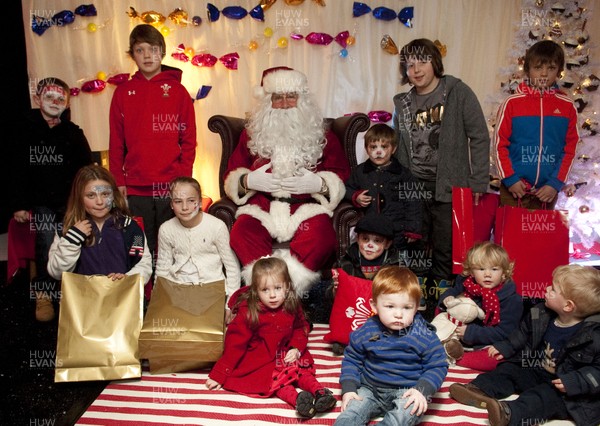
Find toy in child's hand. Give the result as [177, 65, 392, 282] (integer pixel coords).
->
[431, 295, 485, 364]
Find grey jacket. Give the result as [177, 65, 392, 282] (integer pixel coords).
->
[392, 75, 490, 203]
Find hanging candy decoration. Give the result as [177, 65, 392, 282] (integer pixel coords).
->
[248, 40, 259, 51]
[368, 111, 392, 122]
[192, 16, 202, 26]
[81, 79, 106, 93]
[249, 5, 265, 21]
[219, 52, 240, 70]
[434, 39, 447, 57]
[347, 35, 356, 46]
[107, 74, 130, 85]
[353, 2, 372, 17]
[184, 47, 195, 58]
[398, 7, 413, 27]
[195, 85, 212, 100]
[339, 49, 348, 58]
[313, 0, 326, 5]
[87, 23, 97, 32]
[32, 10, 76, 36]
[168, 8, 189, 26]
[172, 44, 190, 62]
[75, 4, 98, 16]
[263, 27, 274, 37]
[290, 32, 304, 40]
[70, 88, 81, 97]
[259, 0, 277, 11]
[285, 0, 305, 4]
[207, 3, 220, 22]
[277, 37, 289, 48]
[372, 6, 397, 21]
[127, 7, 166, 25]
[223, 6, 248, 20]
[96, 71, 107, 81]
[160, 26, 170, 37]
[306, 32, 334, 45]
[192, 53, 218, 67]
[380, 34, 399, 55]
[335, 31, 350, 48]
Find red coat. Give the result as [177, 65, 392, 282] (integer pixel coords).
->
[208, 301, 315, 396]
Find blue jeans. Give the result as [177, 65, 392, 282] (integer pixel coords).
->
[334, 382, 422, 426]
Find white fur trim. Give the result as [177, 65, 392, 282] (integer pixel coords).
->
[262, 69, 308, 95]
[273, 249, 320, 296]
[312, 171, 345, 211]
[240, 261, 255, 287]
[236, 201, 332, 242]
[224, 168, 256, 205]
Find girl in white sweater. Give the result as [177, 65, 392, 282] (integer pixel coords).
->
[155, 177, 240, 312]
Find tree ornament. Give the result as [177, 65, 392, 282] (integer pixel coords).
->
[579, 205, 590, 213]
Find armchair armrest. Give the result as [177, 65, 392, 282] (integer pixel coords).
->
[208, 115, 247, 198]
[207, 197, 238, 231]
[332, 201, 364, 260]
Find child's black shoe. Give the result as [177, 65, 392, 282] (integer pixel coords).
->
[331, 342, 346, 356]
[296, 391, 316, 418]
[314, 388, 336, 412]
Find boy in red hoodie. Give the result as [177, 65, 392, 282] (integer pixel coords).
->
[109, 24, 197, 258]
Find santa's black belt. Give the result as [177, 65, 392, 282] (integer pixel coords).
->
[268, 196, 308, 204]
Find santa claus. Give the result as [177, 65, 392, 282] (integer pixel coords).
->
[224, 67, 350, 295]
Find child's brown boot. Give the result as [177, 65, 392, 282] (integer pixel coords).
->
[35, 292, 55, 322]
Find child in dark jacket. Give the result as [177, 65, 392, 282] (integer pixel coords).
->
[450, 264, 600, 426]
[438, 241, 522, 370]
[345, 123, 422, 250]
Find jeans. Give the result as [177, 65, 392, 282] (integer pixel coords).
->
[334, 383, 422, 426]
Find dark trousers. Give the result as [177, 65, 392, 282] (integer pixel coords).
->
[127, 195, 173, 257]
[31, 206, 61, 298]
[421, 181, 453, 280]
[472, 362, 569, 425]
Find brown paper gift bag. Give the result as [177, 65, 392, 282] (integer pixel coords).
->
[55, 272, 144, 383]
[138, 277, 226, 374]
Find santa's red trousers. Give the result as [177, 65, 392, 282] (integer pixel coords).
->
[230, 213, 336, 271]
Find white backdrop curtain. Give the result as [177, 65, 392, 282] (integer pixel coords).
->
[22, 0, 599, 201]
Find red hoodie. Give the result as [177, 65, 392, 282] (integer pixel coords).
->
[109, 65, 197, 196]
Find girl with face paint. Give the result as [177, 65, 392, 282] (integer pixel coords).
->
[47, 165, 152, 283]
[154, 177, 240, 317]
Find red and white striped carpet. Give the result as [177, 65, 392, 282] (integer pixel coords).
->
[77, 324, 573, 425]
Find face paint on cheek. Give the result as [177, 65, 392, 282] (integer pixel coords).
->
[186, 202, 200, 219]
[91, 185, 114, 209]
[361, 240, 382, 253]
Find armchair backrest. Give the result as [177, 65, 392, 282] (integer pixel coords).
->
[207, 113, 370, 198]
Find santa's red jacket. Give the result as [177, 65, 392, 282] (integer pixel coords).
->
[223, 129, 350, 243]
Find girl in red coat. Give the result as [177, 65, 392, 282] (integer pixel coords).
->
[206, 257, 336, 418]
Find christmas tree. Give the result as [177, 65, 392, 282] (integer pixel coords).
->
[488, 0, 599, 254]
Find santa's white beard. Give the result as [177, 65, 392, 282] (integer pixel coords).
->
[247, 100, 325, 178]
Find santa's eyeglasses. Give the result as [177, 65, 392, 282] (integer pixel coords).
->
[271, 93, 299, 104]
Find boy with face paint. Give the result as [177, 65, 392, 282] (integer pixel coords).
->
[344, 124, 422, 251]
[329, 214, 404, 355]
[9, 77, 93, 321]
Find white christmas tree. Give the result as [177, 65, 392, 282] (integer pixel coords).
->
[487, 0, 599, 253]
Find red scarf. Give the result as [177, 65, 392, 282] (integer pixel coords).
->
[462, 276, 503, 326]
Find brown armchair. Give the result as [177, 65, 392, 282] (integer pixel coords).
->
[207, 113, 370, 260]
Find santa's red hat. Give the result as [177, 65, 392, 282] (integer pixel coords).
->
[254, 66, 309, 98]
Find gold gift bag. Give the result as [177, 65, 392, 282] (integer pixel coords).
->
[55, 272, 144, 382]
[138, 277, 226, 374]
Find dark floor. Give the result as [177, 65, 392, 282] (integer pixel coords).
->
[0, 262, 106, 426]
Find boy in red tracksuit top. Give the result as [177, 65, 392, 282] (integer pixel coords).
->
[493, 40, 578, 210]
[109, 24, 197, 257]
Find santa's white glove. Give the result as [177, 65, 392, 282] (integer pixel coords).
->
[281, 168, 323, 195]
[246, 163, 282, 192]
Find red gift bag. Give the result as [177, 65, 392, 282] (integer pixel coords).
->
[494, 205, 569, 298]
[452, 188, 500, 274]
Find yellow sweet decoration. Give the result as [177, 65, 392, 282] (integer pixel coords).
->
[248, 40, 259, 51]
[277, 37, 289, 48]
[97, 71, 107, 81]
[434, 40, 447, 57]
[380, 34, 398, 55]
[263, 27, 274, 37]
